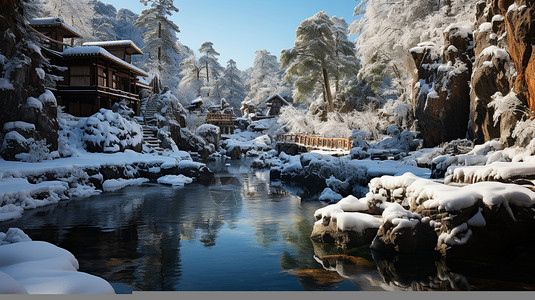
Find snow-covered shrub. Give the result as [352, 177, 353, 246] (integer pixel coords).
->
[18, 139, 50, 162]
[80, 109, 142, 153]
[112, 99, 135, 119]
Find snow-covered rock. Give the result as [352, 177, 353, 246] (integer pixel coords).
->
[0, 229, 114, 294]
[312, 172, 535, 258]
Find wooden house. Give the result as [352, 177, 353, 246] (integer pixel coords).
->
[29, 17, 82, 52]
[29, 18, 150, 117]
[264, 94, 291, 117]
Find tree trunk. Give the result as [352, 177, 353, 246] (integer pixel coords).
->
[322, 68, 334, 112]
[205, 62, 209, 83]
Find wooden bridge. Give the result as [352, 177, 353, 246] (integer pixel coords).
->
[278, 134, 354, 153]
[206, 113, 234, 134]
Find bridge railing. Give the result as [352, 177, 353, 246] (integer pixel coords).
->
[279, 134, 353, 151]
[206, 113, 233, 122]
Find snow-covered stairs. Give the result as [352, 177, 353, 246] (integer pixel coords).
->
[140, 98, 163, 153]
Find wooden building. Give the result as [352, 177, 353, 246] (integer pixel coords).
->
[29, 18, 150, 117]
[29, 17, 82, 51]
[264, 94, 291, 117]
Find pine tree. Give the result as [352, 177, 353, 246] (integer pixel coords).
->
[220, 59, 246, 115]
[331, 16, 359, 96]
[198, 41, 223, 83]
[281, 11, 347, 112]
[178, 53, 204, 100]
[244, 49, 287, 106]
[198, 41, 224, 100]
[135, 0, 181, 90]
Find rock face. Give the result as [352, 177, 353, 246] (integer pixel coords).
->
[504, 0, 535, 116]
[410, 0, 535, 147]
[0, 0, 58, 160]
[469, 0, 517, 145]
[468, 0, 535, 145]
[410, 27, 473, 147]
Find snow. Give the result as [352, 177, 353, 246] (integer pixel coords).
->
[371, 173, 535, 220]
[26, 97, 42, 110]
[29, 17, 83, 38]
[82, 40, 142, 54]
[63, 46, 148, 76]
[439, 223, 472, 246]
[35, 67, 45, 80]
[102, 178, 149, 192]
[480, 46, 510, 60]
[0, 178, 68, 221]
[0, 235, 114, 294]
[478, 22, 492, 33]
[444, 25, 472, 38]
[318, 188, 343, 203]
[3, 131, 28, 144]
[315, 195, 370, 220]
[157, 174, 193, 186]
[467, 208, 486, 227]
[334, 212, 383, 233]
[3, 121, 35, 132]
[447, 161, 535, 184]
[350, 159, 431, 178]
[39, 89, 57, 104]
[492, 15, 504, 22]
[0, 78, 14, 90]
[79, 109, 142, 153]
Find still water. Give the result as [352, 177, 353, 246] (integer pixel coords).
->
[1, 159, 535, 292]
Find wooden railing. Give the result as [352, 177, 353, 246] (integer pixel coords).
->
[207, 113, 233, 123]
[280, 134, 354, 151]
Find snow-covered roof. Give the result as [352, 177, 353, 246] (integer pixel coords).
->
[264, 94, 291, 106]
[63, 46, 148, 77]
[29, 17, 83, 38]
[191, 97, 203, 104]
[82, 40, 143, 55]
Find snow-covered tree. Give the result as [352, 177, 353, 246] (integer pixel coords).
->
[281, 11, 358, 113]
[198, 42, 224, 83]
[331, 16, 359, 97]
[197, 41, 224, 101]
[135, 0, 181, 90]
[178, 50, 203, 100]
[220, 59, 246, 115]
[351, 0, 476, 102]
[243, 49, 288, 107]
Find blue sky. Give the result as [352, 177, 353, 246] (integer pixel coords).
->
[100, 0, 357, 70]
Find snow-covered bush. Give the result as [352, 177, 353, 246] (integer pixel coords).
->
[112, 99, 134, 119]
[80, 109, 142, 153]
[18, 139, 50, 162]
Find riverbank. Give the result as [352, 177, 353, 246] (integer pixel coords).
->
[0, 150, 214, 222]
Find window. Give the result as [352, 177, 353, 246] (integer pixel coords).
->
[70, 66, 90, 86]
[112, 72, 119, 90]
[97, 67, 107, 87]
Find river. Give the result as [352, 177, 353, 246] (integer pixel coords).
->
[1, 159, 534, 292]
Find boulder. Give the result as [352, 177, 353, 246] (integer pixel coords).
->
[311, 213, 381, 249]
[196, 124, 220, 150]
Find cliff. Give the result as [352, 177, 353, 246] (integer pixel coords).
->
[411, 0, 534, 147]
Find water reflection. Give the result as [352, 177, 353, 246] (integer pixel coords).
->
[2, 159, 532, 292]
